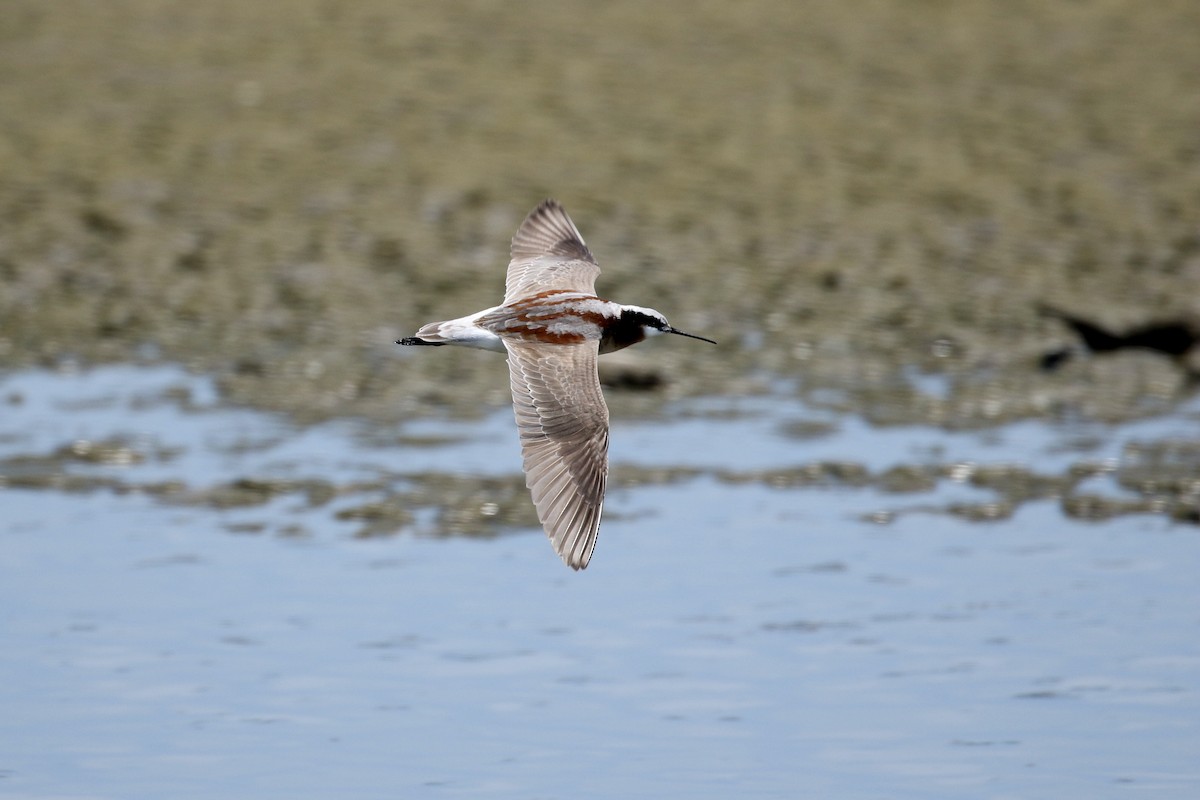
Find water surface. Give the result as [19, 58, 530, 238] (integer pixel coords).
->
[2, 366, 1198, 798]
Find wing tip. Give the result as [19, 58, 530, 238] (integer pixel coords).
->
[553, 501, 602, 571]
[559, 538, 595, 570]
[511, 198, 593, 263]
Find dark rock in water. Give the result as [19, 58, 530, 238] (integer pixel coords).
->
[1039, 347, 1077, 371]
[1038, 305, 1200, 371]
[597, 353, 665, 391]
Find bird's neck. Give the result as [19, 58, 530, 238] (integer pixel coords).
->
[599, 309, 653, 354]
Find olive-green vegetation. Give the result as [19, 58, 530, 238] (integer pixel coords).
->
[2, 0, 1198, 425]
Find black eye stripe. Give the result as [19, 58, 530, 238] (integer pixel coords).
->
[621, 309, 666, 329]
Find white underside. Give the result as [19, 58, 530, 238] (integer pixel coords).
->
[423, 307, 507, 352]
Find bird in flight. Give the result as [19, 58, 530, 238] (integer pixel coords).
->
[399, 199, 716, 570]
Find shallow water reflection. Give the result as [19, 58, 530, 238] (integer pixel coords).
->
[1, 366, 1198, 798]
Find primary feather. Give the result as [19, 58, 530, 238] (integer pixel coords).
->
[505, 340, 609, 569]
[504, 200, 601, 303]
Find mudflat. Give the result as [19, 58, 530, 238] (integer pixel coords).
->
[2, 0, 1197, 424]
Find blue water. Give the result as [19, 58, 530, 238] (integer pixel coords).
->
[1, 366, 1198, 799]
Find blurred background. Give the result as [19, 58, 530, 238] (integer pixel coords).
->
[4, 0, 1199, 421]
[2, 1, 1199, 797]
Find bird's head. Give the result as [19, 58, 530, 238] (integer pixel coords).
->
[621, 305, 717, 345]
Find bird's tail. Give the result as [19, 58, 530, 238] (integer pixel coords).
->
[397, 315, 505, 351]
[398, 320, 453, 346]
[420, 320, 455, 340]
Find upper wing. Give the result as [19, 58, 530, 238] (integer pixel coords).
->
[504, 339, 609, 569]
[504, 200, 601, 304]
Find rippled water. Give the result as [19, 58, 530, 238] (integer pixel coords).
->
[2, 366, 1198, 798]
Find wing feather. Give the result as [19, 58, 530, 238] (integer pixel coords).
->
[505, 339, 609, 569]
[504, 200, 601, 304]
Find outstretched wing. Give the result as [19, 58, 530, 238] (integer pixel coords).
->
[504, 200, 601, 304]
[504, 339, 609, 569]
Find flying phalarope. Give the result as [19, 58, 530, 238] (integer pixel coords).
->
[398, 199, 716, 570]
